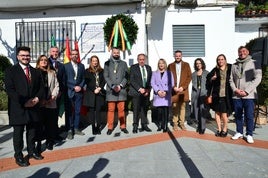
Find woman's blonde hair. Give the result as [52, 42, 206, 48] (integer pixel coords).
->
[158, 58, 167, 70]
[36, 55, 50, 71]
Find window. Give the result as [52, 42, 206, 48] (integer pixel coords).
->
[173, 25, 205, 57]
[15, 20, 76, 61]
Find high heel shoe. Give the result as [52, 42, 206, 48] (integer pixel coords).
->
[220, 130, 228, 137]
[215, 130, 221, 137]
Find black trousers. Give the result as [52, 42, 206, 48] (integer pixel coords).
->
[156, 106, 169, 130]
[13, 123, 36, 158]
[132, 95, 149, 127]
[40, 107, 58, 143]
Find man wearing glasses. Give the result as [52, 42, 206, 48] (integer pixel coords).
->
[4, 46, 45, 167]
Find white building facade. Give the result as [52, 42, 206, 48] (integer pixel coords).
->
[1, 0, 261, 72]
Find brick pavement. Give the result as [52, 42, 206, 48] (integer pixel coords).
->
[1, 129, 268, 173]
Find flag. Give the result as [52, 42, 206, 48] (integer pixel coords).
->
[63, 36, 71, 64]
[74, 40, 81, 63]
[51, 34, 56, 47]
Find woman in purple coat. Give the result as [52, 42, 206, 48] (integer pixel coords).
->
[151, 59, 174, 132]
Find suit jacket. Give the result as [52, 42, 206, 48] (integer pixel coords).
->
[104, 58, 128, 101]
[83, 69, 106, 107]
[64, 62, 85, 98]
[168, 61, 192, 102]
[128, 63, 152, 97]
[4, 64, 45, 125]
[151, 70, 174, 107]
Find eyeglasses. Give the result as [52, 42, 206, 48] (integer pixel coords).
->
[18, 55, 31, 58]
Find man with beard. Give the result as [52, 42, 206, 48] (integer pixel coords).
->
[104, 47, 129, 135]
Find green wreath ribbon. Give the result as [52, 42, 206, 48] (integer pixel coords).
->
[104, 14, 138, 51]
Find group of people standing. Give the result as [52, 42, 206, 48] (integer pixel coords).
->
[191, 46, 262, 146]
[4, 45, 262, 167]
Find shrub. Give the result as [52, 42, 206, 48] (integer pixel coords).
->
[0, 55, 12, 110]
[0, 90, 8, 110]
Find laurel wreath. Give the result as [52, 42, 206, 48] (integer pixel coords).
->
[103, 14, 139, 51]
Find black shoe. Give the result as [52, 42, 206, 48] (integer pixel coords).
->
[133, 128, 138, 134]
[74, 129, 85, 136]
[187, 120, 193, 125]
[121, 128, 129, 134]
[199, 129, 205, 135]
[220, 130, 228, 137]
[107, 129, 113, 135]
[27, 153, 44, 160]
[46, 142, 54, 150]
[92, 128, 97, 135]
[215, 130, 221, 137]
[141, 125, 152, 132]
[157, 127, 162, 131]
[15, 157, 29, 167]
[132, 125, 138, 134]
[96, 128, 101, 135]
[67, 130, 74, 140]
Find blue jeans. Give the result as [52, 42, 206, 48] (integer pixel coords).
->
[68, 93, 83, 130]
[233, 99, 255, 136]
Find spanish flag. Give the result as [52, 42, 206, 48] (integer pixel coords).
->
[63, 36, 71, 64]
[74, 40, 81, 63]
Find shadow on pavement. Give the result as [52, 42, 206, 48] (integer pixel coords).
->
[27, 167, 60, 178]
[167, 130, 204, 178]
[74, 157, 110, 178]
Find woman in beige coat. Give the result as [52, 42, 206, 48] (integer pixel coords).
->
[36, 55, 59, 151]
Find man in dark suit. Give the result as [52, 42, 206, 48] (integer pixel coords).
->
[64, 49, 85, 140]
[4, 46, 45, 167]
[48, 46, 67, 145]
[129, 53, 152, 133]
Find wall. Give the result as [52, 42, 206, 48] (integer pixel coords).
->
[147, 5, 237, 72]
[0, 2, 239, 73]
[0, 3, 146, 67]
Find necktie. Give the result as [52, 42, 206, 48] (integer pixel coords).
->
[142, 66, 146, 87]
[25, 66, 31, 83]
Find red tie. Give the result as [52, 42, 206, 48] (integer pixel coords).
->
[25, 66, 31, 83]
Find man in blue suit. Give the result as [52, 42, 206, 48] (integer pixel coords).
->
[64, 49, 85, 139]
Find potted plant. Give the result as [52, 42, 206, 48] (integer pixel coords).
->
[257, 5, 265, 15]
[236, 3, 246, 16]
[265, 2, 268, 15]
[248, 2, 257, 16]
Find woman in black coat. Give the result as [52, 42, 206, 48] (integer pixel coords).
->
[206, 54, 233, 137]
[83, 55, 106, 135]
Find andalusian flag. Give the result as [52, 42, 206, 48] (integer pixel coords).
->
[74, 40, 81, 63]
[63, 36, 71, 64]
[51, 34, 56, 47]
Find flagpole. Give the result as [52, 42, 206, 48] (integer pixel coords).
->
[77, 23, 88, 42]
[81, 44, 95, 62]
